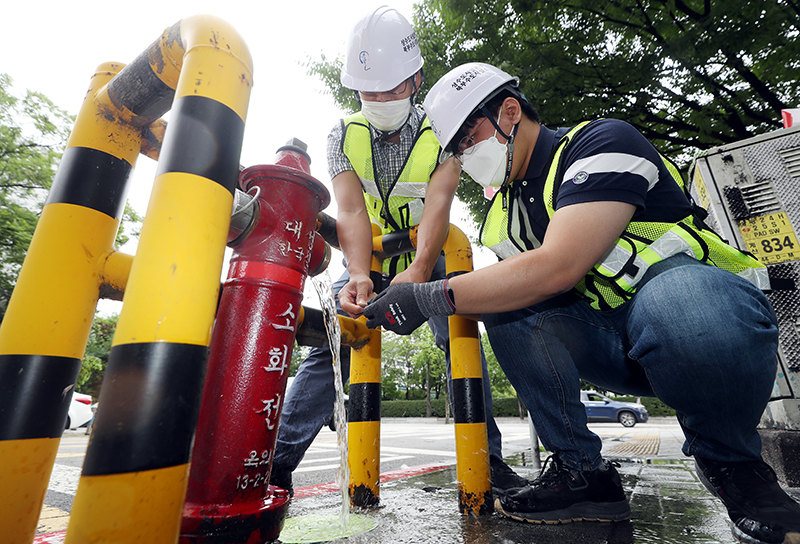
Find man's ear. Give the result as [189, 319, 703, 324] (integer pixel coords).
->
[503, 97, 522, 124]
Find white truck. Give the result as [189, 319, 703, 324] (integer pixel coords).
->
[690, 123, 800, 486]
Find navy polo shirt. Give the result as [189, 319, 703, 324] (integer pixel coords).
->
[518, 119, 692, 242]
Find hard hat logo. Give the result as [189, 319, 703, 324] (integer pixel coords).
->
[423, 62, 518, 151]
[340, 6, 424, 93]
[401, 33, 419, 53]
[359, 51, 370, 72]
[430, 119, 441, 139]
[451, 65, 490, 92]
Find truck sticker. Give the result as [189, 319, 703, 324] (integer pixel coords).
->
[738, 212, 800, 264]
[692, 167, 712, 210]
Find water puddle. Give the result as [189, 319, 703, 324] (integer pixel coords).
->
[279, 513, 378, 543]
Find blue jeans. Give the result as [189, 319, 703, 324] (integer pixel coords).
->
[273, 255, 503, 472]
[483, 254, 779, 471]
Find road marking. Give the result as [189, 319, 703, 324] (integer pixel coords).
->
[380, 446, 457, 457]
[306, 443, 457, 457]
[47, 464, 82, 496]
[33, 530, 67, 543]
[296, 455, 414, 473]
[37, 506, 70, 534]
[293, 464, 450, 499]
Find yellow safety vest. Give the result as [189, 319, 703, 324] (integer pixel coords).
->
[342, 112, 439, 275]
[480, 121, 769, 310]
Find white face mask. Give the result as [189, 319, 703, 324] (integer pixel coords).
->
[459, 134, 509, 188]
[360, 99, 411, 132]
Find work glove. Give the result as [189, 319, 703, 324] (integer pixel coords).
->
[364, 279, 456, 335]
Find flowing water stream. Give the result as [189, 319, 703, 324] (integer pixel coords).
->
[312, 271, 350, 535]
[280, 272, 380, 544]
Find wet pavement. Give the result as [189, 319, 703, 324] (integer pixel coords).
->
[283, 458, 732, 544]
[37, 418, 800, 543]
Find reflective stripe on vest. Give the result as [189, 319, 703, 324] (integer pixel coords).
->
[479, 123, 595, 259]
[342, 112, 439, 274]
[479, 178, 544, 260]
[480, 120, 769, 310]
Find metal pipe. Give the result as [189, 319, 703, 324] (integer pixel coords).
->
[98, 250, 135, 301]
[369, 223, 492, 514]
[347, 223, 384, 507]
[66, 15, 253, 544]
[348, 319, 383, 507]
[527, 410, 542, 471]
[442, 225, 493, 516]
[316, 211, 340, 249]
[0, 60, 139, 544]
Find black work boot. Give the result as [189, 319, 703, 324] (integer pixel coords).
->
[495, 453, 630, 523]
[269, 467, 294, 497]
[490, 456, 529, 495]
[695, 457, 800, 544]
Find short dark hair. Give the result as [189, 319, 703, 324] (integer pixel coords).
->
[446, 86, 540, 155]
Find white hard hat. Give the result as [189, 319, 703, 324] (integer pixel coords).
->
[423, 63, 519, 150]
[340, 6, 424, 92]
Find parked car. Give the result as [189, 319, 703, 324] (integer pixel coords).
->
[66, 392, 94, 430]
[580, 391, 649, 427]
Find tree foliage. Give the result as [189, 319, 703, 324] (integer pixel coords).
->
[379, 326, 451, 400]
[289, 343, 312, 376]
[381, 328, 434, 399]
[0, 74, 143, 321]
[308, 0, 800, 226]
[377, 327, 514, 402]
[77, 314, 118, 399]
[0, 74, 72, 317]
[417, 0, 799, 156]
[480, 332, 515, 397]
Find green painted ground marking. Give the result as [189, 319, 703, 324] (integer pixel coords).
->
[280, 513, 379, 543]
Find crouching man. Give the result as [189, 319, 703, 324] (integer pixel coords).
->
[364, 62, 800, 544]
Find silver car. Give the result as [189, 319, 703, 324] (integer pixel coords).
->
[581, 391, 649, 427]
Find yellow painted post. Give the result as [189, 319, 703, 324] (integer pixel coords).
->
[354, 222, 491, 514]
[0, 61, 140, 544]
[64, 15, 253, 544]
[443, 225, 492, 516]
[347, 224, 384, 507]
[347, 319, 382, 507]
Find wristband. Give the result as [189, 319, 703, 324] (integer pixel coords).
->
[443, 278, 456, 313]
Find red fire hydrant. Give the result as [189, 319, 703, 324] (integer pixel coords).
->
[180, 140, 330, 543]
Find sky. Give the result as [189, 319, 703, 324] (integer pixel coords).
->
[3, 0, 495, 313]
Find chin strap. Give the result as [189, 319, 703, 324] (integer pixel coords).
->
[500, 124, 519, 210]
[480, 105, 518, 210]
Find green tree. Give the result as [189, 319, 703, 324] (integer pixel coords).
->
[0, 74, 143, 320]
[289, 342, 312, 376]
[417, 0, 798, 155]
[0, 74, 72, 317]
[77, 314, 118, 399]
[308, 0, 800, 226]
[381, 331, 421, 399]
[480, 332, 514, 397]
[409, 326, 447, 402]
[379, 327, 447, 400]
